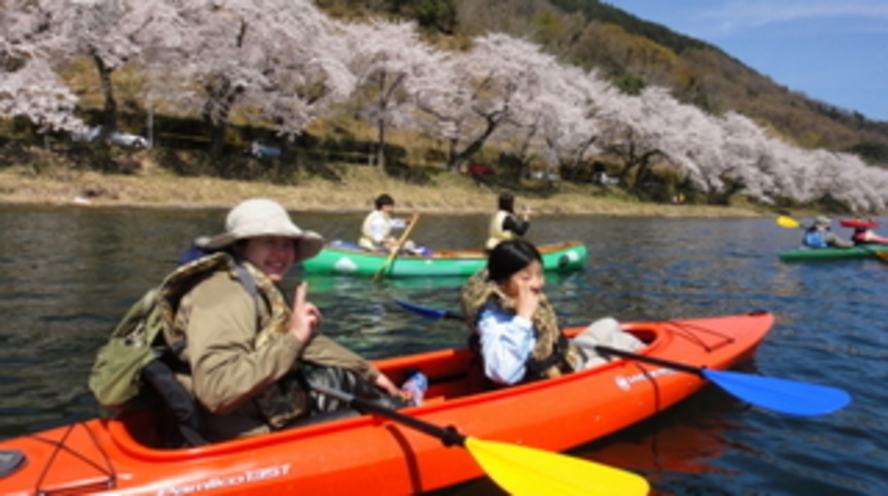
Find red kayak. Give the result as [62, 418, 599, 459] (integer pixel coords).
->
[0, 311, 775, 495]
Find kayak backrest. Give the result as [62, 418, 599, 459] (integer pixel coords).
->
[135, 357, 209, 448]
[120, 357, 209, 448]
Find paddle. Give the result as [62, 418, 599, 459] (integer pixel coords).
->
[776, 215, 802, 229]
[395, 298, 463, 320]
[393, 300, 851, 416]
[310, 383, 649, 496]
[373, 214, 420, 282]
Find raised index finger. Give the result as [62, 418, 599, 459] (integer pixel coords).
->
[292, 282, 308, 310]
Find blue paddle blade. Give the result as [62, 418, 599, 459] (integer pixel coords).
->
[394, 299, 452, 319]
[703, 369, 851, 416]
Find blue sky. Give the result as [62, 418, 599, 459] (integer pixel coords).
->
[602, 0, 888, 122]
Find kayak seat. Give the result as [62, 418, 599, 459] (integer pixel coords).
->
[139, 358, 210, 448]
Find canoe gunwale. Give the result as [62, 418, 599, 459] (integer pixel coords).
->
[302, 241, 588, 277]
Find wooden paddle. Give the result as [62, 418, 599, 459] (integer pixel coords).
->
[373, 214, 420, 282]
[310, 383, 649, 496]
[393, 300, 852, 416]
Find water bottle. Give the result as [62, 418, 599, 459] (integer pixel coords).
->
[399, 368, 428, 406]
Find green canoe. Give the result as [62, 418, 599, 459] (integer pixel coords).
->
[302, 241, 588, 278]
[778, 244, 888, 261]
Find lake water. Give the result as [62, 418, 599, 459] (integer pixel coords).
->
[0, 205, 885, 495]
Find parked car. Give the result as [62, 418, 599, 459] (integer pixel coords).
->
[73, 126, 149, 148]
[466, 163, 495, 176]
[530, 170, 560, 181]
[245, 140, 281, 158]
[592, 172, 620, 186]
[110, 132, 149, 148]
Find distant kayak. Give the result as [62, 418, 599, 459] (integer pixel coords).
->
[778, 244, 888, 261]
[302, 240, 588, 277]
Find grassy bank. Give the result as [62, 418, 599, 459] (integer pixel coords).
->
[0, 145, 768, 217]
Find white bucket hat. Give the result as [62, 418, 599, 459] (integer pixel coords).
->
[195, 198, 324, 263]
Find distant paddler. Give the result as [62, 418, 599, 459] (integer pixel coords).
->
[801, 216, 853, 249]
[486, 192, 532, 250]
[842, 218, 888, 245]
[358, 193, 423, 255]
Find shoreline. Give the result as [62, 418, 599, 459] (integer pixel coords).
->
[0, 166, 768, 218]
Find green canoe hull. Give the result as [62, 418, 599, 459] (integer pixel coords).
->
[778, 245, 888, 261]
[302, 241, 588, 278]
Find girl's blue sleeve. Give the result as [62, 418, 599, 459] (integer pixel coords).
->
[476, 306, 536, 385]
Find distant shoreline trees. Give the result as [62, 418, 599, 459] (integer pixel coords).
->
[2, 0, 886, 212]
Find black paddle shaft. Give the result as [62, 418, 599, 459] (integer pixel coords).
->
[594, 345, 705, 377]
[310, 383, 466, 447]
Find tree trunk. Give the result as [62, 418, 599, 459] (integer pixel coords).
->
[376, 116, 386, 169]
[92, 52, 117, 140]
[202, 76, 242, 161]
[447, 111, 505, 171]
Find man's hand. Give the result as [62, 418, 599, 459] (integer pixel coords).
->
[289, 282, 321, 343]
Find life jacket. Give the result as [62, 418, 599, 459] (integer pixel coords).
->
[802, 230, 828, 248]
[163, 255, 314, 430]
[486, 210, 516, 250]
[358, 210, 391, 251]
[851, 230, 868, 245]
[89, 252, 301, 431]
[459, 269, 582, 382]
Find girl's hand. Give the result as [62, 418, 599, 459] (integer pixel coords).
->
[289, 282, 321, 343]
[514, 279, 541, 319]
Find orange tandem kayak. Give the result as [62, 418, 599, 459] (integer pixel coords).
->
[0, 311, 774, 495]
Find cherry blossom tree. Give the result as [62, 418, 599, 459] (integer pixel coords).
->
[146, 0, 352, 159]
[0, 1, 83, 132]
[594, 86, 671, 189]
[418, 33, 561, 172]
[0, 57, 83, 133]
[536, 67, 618, 179]
[338, 19, 445, 168]
[25, 0, 155, 138]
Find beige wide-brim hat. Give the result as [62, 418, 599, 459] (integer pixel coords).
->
[195, 198, 324, 263]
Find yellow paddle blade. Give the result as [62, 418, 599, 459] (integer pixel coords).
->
[465, 437, 649, 496]
[876, 251, 888, 263]
[776, 216, 801, 228]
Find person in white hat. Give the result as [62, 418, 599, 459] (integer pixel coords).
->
[168, 198, 403, 441]
[801, 216, 853, 249]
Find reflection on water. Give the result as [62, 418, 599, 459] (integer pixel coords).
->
[1, 205, 886, 495]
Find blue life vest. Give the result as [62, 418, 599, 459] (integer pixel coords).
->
[802, 230, 828, 248]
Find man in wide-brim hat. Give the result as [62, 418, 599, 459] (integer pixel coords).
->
[168, 198, 403, 441]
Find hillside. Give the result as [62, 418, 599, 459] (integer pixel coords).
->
[335, 0, 888, 165]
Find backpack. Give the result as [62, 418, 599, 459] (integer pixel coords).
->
[88, 287, 165, 408]
[88, 252, 257, 409]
